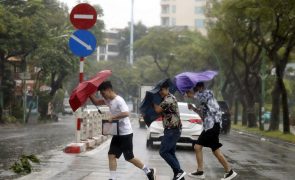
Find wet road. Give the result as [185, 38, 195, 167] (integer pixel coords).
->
[0, 114, 75, 178]
[16, 120, 295, 180]
[128, 124, 295, 180]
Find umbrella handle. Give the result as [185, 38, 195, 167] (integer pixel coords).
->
[89, 98, 102, 114]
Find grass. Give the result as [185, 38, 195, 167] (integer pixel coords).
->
[232, 123, 295, 144]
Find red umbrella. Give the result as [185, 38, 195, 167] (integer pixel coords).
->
[69, 70, 112, 112]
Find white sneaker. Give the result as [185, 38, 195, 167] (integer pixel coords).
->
[188, 171, 205, 179]
[221, 170, 237, 180]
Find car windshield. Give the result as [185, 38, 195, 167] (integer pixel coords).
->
[178, 103, 195, 114]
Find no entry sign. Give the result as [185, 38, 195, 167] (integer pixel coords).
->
[70, 3, 97, 29]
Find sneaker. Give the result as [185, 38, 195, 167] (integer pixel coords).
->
[174, 170, 186, 180]
[188, 171, 205, 179]
[147, 168, 156, 180]
[221, 169, 237, 180]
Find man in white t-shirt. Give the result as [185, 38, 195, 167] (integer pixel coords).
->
[90, 81, 156, 180]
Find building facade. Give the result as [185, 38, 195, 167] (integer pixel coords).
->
[160, 0, 208, 35]
[97, 29, 120, 61]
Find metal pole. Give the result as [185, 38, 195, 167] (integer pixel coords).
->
[129, 0, 134, 65]
[76, 57, 84, 143]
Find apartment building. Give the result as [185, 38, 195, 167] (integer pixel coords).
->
[97, 29, 121, 61]
[160, 0, 208, 35]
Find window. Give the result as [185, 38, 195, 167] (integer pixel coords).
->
[195, 7, 204, 14]
[171, 5, 176, 13]
[108, 45, 119, 52]
[161, 17, 170, 26]
[195, 19, 204, 28]
[171, 18, 176, 26]
[99, 46, 106, 54]
[161, 5, 170, 14]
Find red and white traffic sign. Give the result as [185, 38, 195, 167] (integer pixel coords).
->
[70, 3, 97, 29]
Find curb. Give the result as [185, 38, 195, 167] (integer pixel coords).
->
[231, 129, 295, 148]
[64, 135, 109, 153]
[64, 143, 86, 154]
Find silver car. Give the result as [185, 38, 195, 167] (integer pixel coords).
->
[146, 102, 203, 148]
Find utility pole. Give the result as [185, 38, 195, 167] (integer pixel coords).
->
[129, 0, 134, 65]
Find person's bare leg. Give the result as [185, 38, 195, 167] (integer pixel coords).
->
[108, 154, 117, 171]
[128, 157, 144, 169]
[194, 144, 204, 171]
[213, 148, 230, 172]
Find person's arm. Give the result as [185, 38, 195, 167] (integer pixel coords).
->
[89, 94, 105, 106]
[154, 104, 163, 113]
[110, 112, 129, 121]
[188, 103, 202, 114]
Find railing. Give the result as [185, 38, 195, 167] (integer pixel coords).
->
[74, 111, 111, 142]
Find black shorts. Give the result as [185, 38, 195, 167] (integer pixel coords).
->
[193, 123, 222, 152]
[108, 133, 134, 161]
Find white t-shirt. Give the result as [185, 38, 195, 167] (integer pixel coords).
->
[104, 95, 133, 135]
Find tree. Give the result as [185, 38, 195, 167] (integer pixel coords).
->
[0, 0, 49, 122]
[207, 0, 295, 132]
[118, 22, 148, 60]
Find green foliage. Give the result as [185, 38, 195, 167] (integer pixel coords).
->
[2, 115, 17, 123]
[10, 154, 40, 175]
[135, 28, 213, 78]
[232, 123, 295, 143]
[37, 92, 51, 119]
[0, 0, 105, 122]
[118, 22, 148, 59]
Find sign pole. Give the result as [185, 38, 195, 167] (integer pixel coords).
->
[76, 57, 84, 143]
[66, 3, 98, 153]
[79, 57, 84, 82]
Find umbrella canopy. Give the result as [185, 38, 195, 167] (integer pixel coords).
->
[69, 70, 112, 112]
[139, 78, 177, 127]
[174, 70, 218, 94]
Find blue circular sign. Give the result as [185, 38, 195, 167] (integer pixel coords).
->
[69, 30, 97, 57]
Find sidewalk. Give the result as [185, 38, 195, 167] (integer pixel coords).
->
[17, 138, 171, 180]
[18, 139, 141, 180]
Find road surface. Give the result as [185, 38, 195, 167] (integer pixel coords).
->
[16, 119, 295, 180]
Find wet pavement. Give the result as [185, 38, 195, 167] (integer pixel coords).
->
[14, 120, 295, 180]
[0, 114, 75, 179]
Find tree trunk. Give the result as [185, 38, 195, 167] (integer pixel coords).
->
[279, 77, 290, 133]
[0, 54, 4, 123]
[241, 102, 247, 126]
[234, 99, 239, 125]
[269, 82, 280, 131]
[50, 73, 66, 96]
[247, 105, 257, 128]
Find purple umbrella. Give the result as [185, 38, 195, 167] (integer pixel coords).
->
[174, 70, 218, 94]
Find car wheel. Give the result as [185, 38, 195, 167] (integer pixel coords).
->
[146, 139, 153, 148]
[140, 122, 146, 128]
